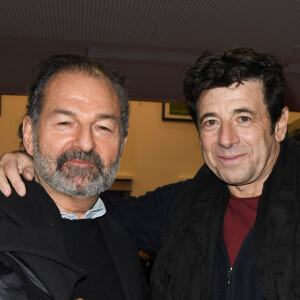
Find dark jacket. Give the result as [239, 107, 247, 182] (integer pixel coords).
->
[105, 137, 300, 299]
[213, 226, 264, 299]
[150, 137, 300, 299]
[0, 180, 145, 300]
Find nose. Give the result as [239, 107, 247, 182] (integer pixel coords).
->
[73, 126, 95, 152]
[218, 122, 239, 149]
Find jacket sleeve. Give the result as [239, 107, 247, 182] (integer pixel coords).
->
[0, 252, 53, 300]
[103, 180, 190, 255]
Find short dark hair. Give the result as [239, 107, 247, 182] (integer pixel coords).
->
[20, 54, 129, 142]
[183, 47, 286, 133]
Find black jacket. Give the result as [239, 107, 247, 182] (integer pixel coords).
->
[105, 137, 300, 299]
[0, 180, 145, 300]
[150, 137, 300, 299]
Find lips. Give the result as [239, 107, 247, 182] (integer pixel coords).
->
[217, 154, 246, 164]
[57, 149, 103, 169]
[66, 160, 94, 166]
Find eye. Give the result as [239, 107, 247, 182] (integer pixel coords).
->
[202, 119, 218, 127]
[239, 116, 251, 122]
[200, 119, 219, 131]
[58, 121, 71, 126]
[95, 125, 112, 132]
[100, 126, 111, 131]
[205, 120, 216, 125]
[94, 119, 117, 135]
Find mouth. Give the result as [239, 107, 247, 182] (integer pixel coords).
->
[217, 154, 246, 164]
[65, 160, 95, 167]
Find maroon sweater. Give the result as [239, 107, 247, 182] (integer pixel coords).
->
[223, 194, 260, 266]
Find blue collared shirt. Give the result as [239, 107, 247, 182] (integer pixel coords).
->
[60, 197, 106, 220]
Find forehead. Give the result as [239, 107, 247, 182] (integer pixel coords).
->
[42, 71, 121, 115]
[197, 81, 265, 113]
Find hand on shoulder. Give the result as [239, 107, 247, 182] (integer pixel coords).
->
[0, 151, 34, 197]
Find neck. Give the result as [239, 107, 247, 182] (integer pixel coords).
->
[35, 175, 98, 219]
[228, 183, 262, 198]
[227, 165, 274, 198]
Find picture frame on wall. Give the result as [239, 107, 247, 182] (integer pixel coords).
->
[288, 118, 300, 141]
[162, 102, 192, 122]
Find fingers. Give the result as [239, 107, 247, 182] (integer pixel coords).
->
[22, 168, 35, 181]
[0, 152, 33, 197]
[0, 160, 12, 196]
[17, 152, 35, 181]
[0, 152, 25, 196]
[7, 164, 26, 197]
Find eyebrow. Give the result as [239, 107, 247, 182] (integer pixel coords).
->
[49, 109, 118, 121]
[199, 107, 256, 124]
[199, 112, 217, 124]
[233, 108, 256, 116]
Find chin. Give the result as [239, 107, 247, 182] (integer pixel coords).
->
[217, 173, 247, 185]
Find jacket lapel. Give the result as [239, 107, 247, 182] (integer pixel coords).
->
[0, 180, 85, 300]
[150, 165, 229, 300]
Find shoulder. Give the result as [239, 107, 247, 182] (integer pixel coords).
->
[0, 178, 60, 228]
[275, 137, 300, 174]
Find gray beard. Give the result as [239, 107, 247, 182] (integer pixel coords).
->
[32, 133, 121, 197]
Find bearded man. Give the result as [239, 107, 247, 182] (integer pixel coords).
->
[0, 54, 144, 300]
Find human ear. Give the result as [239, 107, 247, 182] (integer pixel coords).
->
[22, 115, 34, 156]
[275, 106, 289, 142]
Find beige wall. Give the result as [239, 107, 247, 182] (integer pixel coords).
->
[0, 95, 27, 154]
[0, 95, 299, 196]
[288, 111, 300, 123]
[118, 101, 203, 196]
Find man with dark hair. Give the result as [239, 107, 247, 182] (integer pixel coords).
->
[149, 48, 299, 299]
[0, 54, 144, 300]
[1, 47, 300, 299]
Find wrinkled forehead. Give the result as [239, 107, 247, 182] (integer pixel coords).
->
[45, 69, 108, 90]
[44, 70, 117, 101]
[42, 71, 121, 117]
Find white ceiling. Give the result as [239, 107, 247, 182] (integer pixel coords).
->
[0, 0, 299, 110]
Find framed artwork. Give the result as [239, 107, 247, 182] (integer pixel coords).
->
[288, 118, 300, 141]
[162, 102, 192, 122]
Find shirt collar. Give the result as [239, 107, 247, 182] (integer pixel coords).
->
[60, 197, 106, 220]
